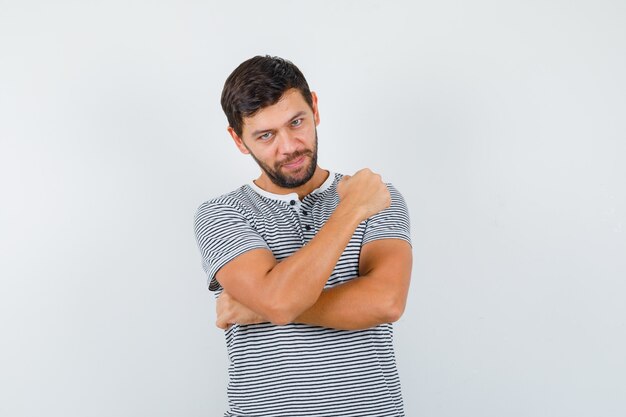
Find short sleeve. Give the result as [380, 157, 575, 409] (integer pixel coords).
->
[362, 184, 412, 246]
[194, 200, 270, 291]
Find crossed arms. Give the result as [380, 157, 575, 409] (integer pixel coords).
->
[213, 170, 413, 331]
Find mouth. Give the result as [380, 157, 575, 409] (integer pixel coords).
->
[282, 155, 307, 169]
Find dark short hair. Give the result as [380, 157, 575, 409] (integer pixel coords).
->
[221, 55, 314, 137]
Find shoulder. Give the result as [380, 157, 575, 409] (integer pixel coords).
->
[194, 185, 258, 221]
[363, 179, 411, 243]
[194, 185, 271, 248]
[385, 182, 408, 203]
[379, 182, 410, 215]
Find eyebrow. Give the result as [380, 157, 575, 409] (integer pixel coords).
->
[249, 110, 308, 138]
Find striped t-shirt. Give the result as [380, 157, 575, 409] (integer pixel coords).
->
[194, 172, 411, 417]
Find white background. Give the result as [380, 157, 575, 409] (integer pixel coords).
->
[1, 1, 625, 416]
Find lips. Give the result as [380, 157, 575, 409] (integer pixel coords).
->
[283, 155, 306, 169]
[280, 149, 313, 170]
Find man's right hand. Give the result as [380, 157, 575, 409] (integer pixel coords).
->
[337, 168, 391, 221]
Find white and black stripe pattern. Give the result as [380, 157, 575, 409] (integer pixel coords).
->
[194, 173, 411, 417]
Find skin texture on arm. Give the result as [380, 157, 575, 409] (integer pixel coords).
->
[214, 170, 391, 326]
[216, 238, 412, 330]
[294, 238, 412, 330]
[215, 205, 362, 325]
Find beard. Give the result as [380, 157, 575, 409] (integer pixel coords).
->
[249, 130, 318, 189]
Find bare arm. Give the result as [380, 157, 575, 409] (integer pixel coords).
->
[216, 238, 412, 330]
[294, 238, 412, 329]
[214, 169, 390, 325]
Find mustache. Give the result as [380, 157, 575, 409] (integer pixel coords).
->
[278, 150, 313, 167]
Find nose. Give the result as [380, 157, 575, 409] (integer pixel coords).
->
[276, 129, 299, 155]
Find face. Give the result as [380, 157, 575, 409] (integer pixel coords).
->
[228, 88, 320, 190]
[247, 129, 318, 189]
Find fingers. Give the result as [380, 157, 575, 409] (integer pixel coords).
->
[216, 291, 231, 330]
[337, 167, 390, 220]
[337, 175, 351, 190]
[216, 306, 230, 329]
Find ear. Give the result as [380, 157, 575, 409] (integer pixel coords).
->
[311, 91, 320, 126]
[227, 126, 250, 155]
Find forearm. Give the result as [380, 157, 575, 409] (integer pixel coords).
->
[219, 274, 406, 330]
[218, 239, 412, 330]
[294, 239, 412, 330]
[294, 274, 405, 330]
[260, 203, 365, 323]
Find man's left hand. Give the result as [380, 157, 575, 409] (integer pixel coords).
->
[216, 291, 266, 330]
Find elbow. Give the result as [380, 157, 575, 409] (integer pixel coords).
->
[381, 294, 406, 323]
[384, 304, 404, 323]
[269, 318, 293, 326]
[266, 310, 296, 326]
[264, 299, 311, 326]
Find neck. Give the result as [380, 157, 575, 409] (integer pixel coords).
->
[254, 166, 329, 200]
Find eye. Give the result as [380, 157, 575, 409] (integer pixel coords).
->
[259, 132, 273, 141]
[291, 118, 303, 127]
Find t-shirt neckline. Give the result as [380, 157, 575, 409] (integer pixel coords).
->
[248, 172, 336, 203]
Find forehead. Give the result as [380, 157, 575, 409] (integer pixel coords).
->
[242, 89, 310, 134]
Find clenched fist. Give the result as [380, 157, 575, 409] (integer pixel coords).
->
[337, 168, 391, 221]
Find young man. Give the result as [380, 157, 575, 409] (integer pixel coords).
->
[194, 55, 412, 417]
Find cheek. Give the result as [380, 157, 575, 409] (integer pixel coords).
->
[298, 127, 316, 143]
[257, 147, 279, 163]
